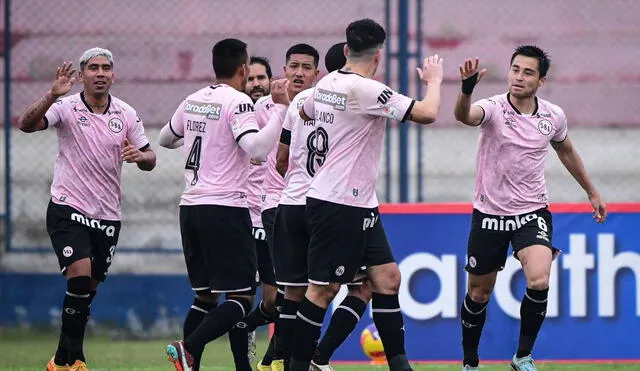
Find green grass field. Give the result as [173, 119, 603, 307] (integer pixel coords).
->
[0, 330, 637, 370]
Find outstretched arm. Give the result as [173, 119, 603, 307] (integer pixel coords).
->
[453, 57, 487, 127]
[552, 137, 606, 223]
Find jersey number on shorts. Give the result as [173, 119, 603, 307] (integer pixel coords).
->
[305, 127, 329, 177]
[185, 136, 202, 185]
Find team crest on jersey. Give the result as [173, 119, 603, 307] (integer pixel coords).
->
[108, 118, 124, 133]
[538, 119, 552, 135]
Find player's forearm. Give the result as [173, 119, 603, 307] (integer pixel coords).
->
[410, 81, 442, 125]
[454, 92, 475, 126]
[240, 105, 287, 162]
[136, 149, 156, 171]
[18, 91, 57, 132]
[158, 123, 183, 148]
[558, 147, 598, 197]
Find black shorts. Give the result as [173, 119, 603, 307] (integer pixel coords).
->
[180, 205, 257, 295]
[253, 226, 276, 286]
[46, 200, 121, 282]
[306, 197, 395, 284]
[466, 207, 556, 275]
[273, 204, 310, 286]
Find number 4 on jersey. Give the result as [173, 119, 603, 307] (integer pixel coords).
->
[185, 136, 202, 185]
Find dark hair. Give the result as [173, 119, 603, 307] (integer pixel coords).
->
[249, 56, 272, 79]
[211, 38, 248, 78]
[325, 42, 347, 72]
[285, 43, 320, 67]
[346, 18, 386, 53]
[510, 45, 551, 78]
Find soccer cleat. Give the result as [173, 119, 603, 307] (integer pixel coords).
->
[255, 362, 271, 371]
[269, 359, 284, 371]
[511, 354, 537, 371]
[69, 360, 88, 371]
[310, 360, 334, 371]
[248, 330, 257, 364]
[166, 341, 195, 371]
[46, 356, 69, 371]
[462, 365, 479, 371]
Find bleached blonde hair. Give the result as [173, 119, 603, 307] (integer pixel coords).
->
[79, 47, 114, 70]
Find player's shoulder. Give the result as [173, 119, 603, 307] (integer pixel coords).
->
[184, 86, 219, 101]
[109, 95, 137, 114]
[55, 92, 81, 107]
[254, 94, 274, 112]
[536, 96, 566, 119]
[479, 93, 506, 105]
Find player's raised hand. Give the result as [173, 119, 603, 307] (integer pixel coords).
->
[416, 54, 443, 86]
[121, 139, 143, 163]
[50, 62, 78, 98]
[459, 57, 487, 95]
[271, 79, 290, 105]
[589, 193, 607, 223]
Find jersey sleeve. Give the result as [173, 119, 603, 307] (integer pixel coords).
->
[126, 110, 150, 150]
[472, 97, 498, 126]
[354, 79, 414, 122]
[229, 95, 259, 142]
[168, 100, 186, 138]
[43, 98, 65, 129]
[301, 89, 315, 121]
[551, 107, 568, 142]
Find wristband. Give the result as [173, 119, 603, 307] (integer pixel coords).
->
[461, 73, 479, 95]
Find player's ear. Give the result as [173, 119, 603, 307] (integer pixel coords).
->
[538, 76, 546, 89]
[374, 49, 382, 64]
[343, 44, 349, 59]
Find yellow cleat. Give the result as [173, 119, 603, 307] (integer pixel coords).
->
[69, 360, 88, 371]
[46, 356, 69, 371]
[256, 362, 271, 371]
[270, 359, 284, 371]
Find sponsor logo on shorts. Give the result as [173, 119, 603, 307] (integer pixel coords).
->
[108, 118, 124, 133]
[537, 230, 550, 242]
[70, 212, 116, 237]
[335, 266, 345, 276]
[62, 246, 74, 257]
[480, 213, 538, 232]
[252, 227, 266, 241]
[362, 212, 378, 231]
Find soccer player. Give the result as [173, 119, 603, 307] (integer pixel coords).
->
[453, 46, 607, 371]
[17, 47, 156, 371]
[157, 38, 290, 371]
[245, 56, 272, 103]
[232, 55, 274, 368]
[290, 19, 444, 371]
[273, 42, 372, 371]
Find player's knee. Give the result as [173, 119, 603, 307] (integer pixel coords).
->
[348, 282, 372, 302]
[195, 292, 219, 304]
[65, 258, 92, 278]
[285, 286, 307, 301]
[227, 295, 254, 317]
[373, 265, 401, 294]
[67, 275, 92, 297]
[308, 283, 341, 306]
[526, 275, 550, 290]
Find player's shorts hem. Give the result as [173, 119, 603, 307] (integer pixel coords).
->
[308, 279, 332, 286]
[211, 287, 254, 293]
[191, 286, 210, 291]
[275, 281, 309, 287]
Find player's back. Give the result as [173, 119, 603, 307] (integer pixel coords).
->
[305, 71, 413, 208]
[171, 84, 259, 207]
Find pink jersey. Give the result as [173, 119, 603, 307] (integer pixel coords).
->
[44, 92, 149, 220]
[279, 88, 316, 206]
[169, 84, 259, 207]
[472, 93, 568, 215]
[302, 71, 414, 208]
[246, 96, 274, 226]
[258, 96, 286, 212]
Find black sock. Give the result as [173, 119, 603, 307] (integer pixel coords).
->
[228, 324, 252, 371]
[183, 298, 217, 340]
[261, 335, 276, 366]
[460, 294, 489, 367]
[79, 290, 97, 340]
[243, 300, 274, 332]
[517, 288, 548, 358]
[184, 297, 251, 361]
[290, 298, 326, 371]
[371, 293, 409, 370]
[279, 298, 300, 364]
[270, 289, 285, 360]
[55, 276, 91, 365]
[314, 295, 366, 365]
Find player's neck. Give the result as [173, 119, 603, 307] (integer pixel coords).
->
[508, 93, 537, 115]
[287, 88, 299, 101]
[83, 92, 109, 112]
[343, 62, 375, 78]
[214, 78, 242, 92]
